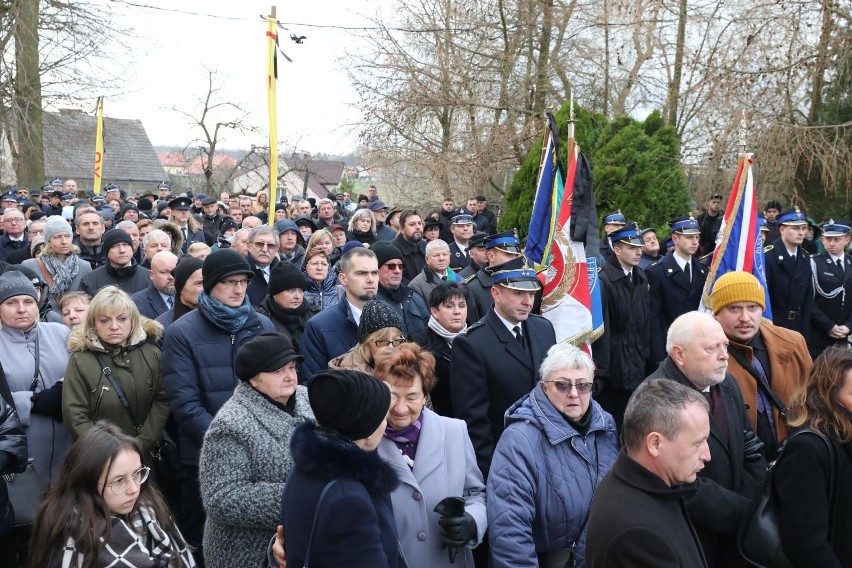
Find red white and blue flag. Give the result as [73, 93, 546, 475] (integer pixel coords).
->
[701, 153, 773, 318]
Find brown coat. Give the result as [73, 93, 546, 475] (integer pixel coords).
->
[726, 323, 812, 443]
[328, 346, 374, 374]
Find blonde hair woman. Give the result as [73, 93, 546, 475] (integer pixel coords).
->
[329, 300, 404, 373]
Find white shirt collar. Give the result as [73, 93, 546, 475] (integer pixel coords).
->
[348, 300, 363, 327]
[673, 252, 690, 271]
[494, 309, 521, 335]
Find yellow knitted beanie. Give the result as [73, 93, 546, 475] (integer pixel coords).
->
[710, 271, 765, 315]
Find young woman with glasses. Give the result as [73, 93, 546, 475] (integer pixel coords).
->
[29, 421, 196, 567]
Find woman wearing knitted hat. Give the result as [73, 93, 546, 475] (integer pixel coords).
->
[329, 299, 405, 374]
[22, 215, 92, 312]
[199, 332, 314, 568]
[281, 369, 400, 567]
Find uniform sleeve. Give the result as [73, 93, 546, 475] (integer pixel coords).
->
[450, 333, 493, 478]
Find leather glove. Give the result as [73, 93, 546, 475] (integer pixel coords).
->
[742, 429, 765, 462]
[438, 512, 477, 547]
[30, 382, 64, 423]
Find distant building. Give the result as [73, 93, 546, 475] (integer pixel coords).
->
[232, 153, 344, 200]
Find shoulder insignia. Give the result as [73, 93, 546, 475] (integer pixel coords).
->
[698, 252, 712, 262]
[667, 268, 673, 273]
[462, 274, 476, 284]
[764, 245, 774, 253]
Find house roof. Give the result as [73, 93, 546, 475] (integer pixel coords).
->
[286, 157, 344, 198]
[43, 109, 166, 183]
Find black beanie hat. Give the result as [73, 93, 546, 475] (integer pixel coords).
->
[202, 249, 254, 294]
[358, 300, 403, 343]
[171, 256, 204, 296]
[370, 241, 403, 268]
[102, 229, 134, 252]
[308, 369, 390, 441]
[235, 332, 303, 381]
[268, 261, 306, 296]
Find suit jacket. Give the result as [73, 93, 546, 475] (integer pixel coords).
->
[648, 358, 767, 568]
[646, 252, 707, 362]
[448, 241, 470, 273]
[130, 283, 170, 320]
[764, 238, 813, 337]
[450, 308, 556, 478]
[809, 252, 852, 356]
[246, 255, 278, 307]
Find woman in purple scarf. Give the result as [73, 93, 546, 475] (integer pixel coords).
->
[375, 344, 487, 568]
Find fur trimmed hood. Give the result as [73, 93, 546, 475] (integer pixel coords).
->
[67, 316, 164, 353]
[290, 421, 399, 495]
[157, 221, 185, 257]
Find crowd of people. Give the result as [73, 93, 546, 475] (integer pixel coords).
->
[0, 178, 849, 567]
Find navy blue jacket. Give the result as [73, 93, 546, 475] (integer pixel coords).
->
[376, 285, 429, 339]
[162, 301, 274, 465]
[281, 422, 403, 568]
[764, 239, 813, 339]
[301, 298, 358, 379]
[130, 283, 170, 320]
[0, 234, 28, 264]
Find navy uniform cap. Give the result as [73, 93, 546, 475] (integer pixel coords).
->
[485, 229, 522, 254]
[103, 183, 121, 193]
[821, 219, 851, 237]
[61, 193, 74, 201]
[758, 217, 769, 232]
[610, 222, 644, 246]
[41, 185, 53, 192]
[92, 195, 107, 203]
[668, 214, 700, 235]
[169, 196, 192, 210]
[50, 178, 63, 186]
[777, 207, 807, 226]
[490, 256, 540, 291]
[1, 192, 17, 202]
[603, 210, 627, 225]
[157, 181, 172, 191]
[451, 214, 473, 225]
[469, 232, 488, 249]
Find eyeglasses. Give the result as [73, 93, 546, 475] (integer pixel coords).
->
[29, 229, 45, 236]
[220, 278, 250, 288]
[371, 337, 406, 348]
[105, 466, 150, 495]
[384, 263, 405, 271]
[545, 380, 594, 395]
[4, 218, 24, 224]
[253, 242, 278, 249]
[307, 261, 329, 268]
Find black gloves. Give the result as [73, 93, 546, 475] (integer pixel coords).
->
[438, 512, 477, 547]
[31, 382, 64, 423]
[743, 429, 765, 462]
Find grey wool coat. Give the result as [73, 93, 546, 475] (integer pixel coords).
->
[198, 382, 314, 568]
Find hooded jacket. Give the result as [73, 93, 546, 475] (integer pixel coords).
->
[302, 265, 341, 312]
[63, 317, 169, 453]
[488, 385, 619, 567]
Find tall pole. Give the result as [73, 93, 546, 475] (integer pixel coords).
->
[93, 96, 104, 194]
[266, 5, 279, 225]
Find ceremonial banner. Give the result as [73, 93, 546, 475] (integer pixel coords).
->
[93, 96, 104, 194]
[700, 153, 773, 318]
[266, 14, 279, 224]
[526, 112, 603, 349]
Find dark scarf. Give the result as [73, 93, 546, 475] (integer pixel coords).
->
[350, 229, 375, 244]
[173, 300, 194, 322]
[559, 405, 593, 436]
[264, 296, 310, 351]
[379, 283, 407, 304]
[248, 382, 297, 416]
[383, 412, 424, 465]
[106, 261, 139, 279]
[198, 292, 251, 334]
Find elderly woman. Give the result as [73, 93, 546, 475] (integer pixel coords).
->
[302, 246, 340, 311]
[487, 343, 619, 568]
[256, 262, 319, 363]
[375, 343, 486, 567]
[62, 286, 169, 454]
[22, 216, 92, 312]
[199, 332, 314, 568]
[330, 299, 405, 373]
[0, 271, 72, 490]
[347, 208, 377, 246]
[774, 346, 852, 566]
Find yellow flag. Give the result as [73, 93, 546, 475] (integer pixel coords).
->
[93, 96, 104, 194]
[266, 16, 278, 225]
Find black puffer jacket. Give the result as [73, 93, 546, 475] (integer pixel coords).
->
[0, 368, 28, 537]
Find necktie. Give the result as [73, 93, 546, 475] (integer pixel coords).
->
[166, 296, 174, 310]
[182, 227, 188, 241]
[686, 262, 692, 283]
[513, 325, 524, 348]
[837, 258, 843, 269]
[751, 355, 777, 440]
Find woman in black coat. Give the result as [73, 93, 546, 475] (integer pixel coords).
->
[775, 346, 852, 567]
[0, 365, 27, 567]
[281, 370, 401, 568]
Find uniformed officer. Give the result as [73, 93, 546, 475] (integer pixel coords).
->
[448, 213, 474, 272]
[646, 214, 707, 363]
[456, 232, 487, 280]
[463, 229, 523, 324]
[450, 255, 557, 478]
[808, 220, 852, 358]
[758, 215, 769, 245]
[600, 210, 627, 263]
[593, 222, 651, 430]
[764, 207, 813, 338]
[169, 196, 206, 253]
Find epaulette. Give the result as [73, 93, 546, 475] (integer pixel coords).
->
[465, 320, 485, 333]
[462, 274, 476, 284]
[763, 244, 774, 253]
[698, 252, 712, 262]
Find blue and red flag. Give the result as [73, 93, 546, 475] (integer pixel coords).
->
[700, 153, 773, 318]
[526, 112, 603, 350]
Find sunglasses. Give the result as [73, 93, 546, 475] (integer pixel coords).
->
[544, 380, 594, 395]
[384, 262, 405, 271]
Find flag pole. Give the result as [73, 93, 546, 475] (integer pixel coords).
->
[266, 5, 279, 225]
[93, 96, 104, 194]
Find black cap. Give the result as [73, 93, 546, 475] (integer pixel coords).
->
[371, 241, 403, 267]
[201, 249, 254, 294]
[293, 215, 317, 230]
[269, 262, 307, 296]
[424, 217, 441, 230]
[171, 256, 203, 296]
[308, 369, 391, 441]
[469, 232, 488, 249]
[201, 197, 218, 207]
[169, 196, 192, 210]
[235, 332, 303, 381]
[102, 229, 134, 252]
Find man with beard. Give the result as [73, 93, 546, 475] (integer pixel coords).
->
[371, 241, 429, 338]
[80, 230, 149, 296]
[131, 251, 178, 319]
[710, 271, 811, 460]
[156, 257, 204, 328]
[764, 207, 813, 338]
[389, 210, 426, 283]
[300, 247, 379, 377]
[646, 311, 767, 568]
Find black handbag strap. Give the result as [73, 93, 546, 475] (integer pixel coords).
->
[94, 352, 142, 432]
[727, 347, 788, 416]
[303, 479, 338, 568]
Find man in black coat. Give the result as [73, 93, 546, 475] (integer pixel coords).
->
[586, 378, 710, 568]
[450, 257, 556, 478]
[371, 242, 429, 339]
[809, 220, 852, 358]
[80, 229, 150, 296]
[456, 232, 487, 281]
[447, 213, 474, 273]
[696, 193, 723, 256]
[646, 214, 708, 363]
[646, 311, 767, 568]
[389, 210, 426, 284]
[130, 251, 178, 319]
[463, 230, 522, 324]
[764, 207, 814, 339]
[475, 195, 497, 234]
[0, 206, 28, 263]
[593, 222, 650, 430]
[599, 210, 627, 265]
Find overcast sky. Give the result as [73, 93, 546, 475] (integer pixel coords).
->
[94, 1, 380, 155]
